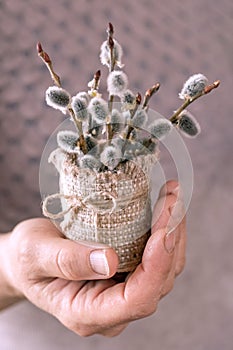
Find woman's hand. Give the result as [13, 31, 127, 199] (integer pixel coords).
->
[0, 180, 186, 337]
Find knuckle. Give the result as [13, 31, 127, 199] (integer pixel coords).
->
[73, 323, 127, 337]
[11, 219, 40, 259]
[14, 232, 35, 268]
[6, 221, 42, 285]
[166, 280, 175, 294]
[161, 279, 175, 298]
[142, 302, 158, 317]
[77, 329, 93, 337]
[73, 326, 95, 337]
[56, 247, 79, 280]
[159, 262, 173, 281]
[100, 324, 128, 337]
[175, 256, 186, 276]
[133, 301, 158, 319]
[10, 230, 37, 283]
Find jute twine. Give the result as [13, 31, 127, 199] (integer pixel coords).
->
[43, 149, 157, 272]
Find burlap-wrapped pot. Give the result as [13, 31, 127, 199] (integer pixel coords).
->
[43, 148, 157, 272]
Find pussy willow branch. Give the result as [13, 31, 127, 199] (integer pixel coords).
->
[68, 108, 87, 154]
[107, 24, 115, 140]
[130, 92, 142, 118]
[169, 80, 220, 123]
[124, 93, 142, 140]
[37, 42, 61, 87]
[142, 83, 160, 110]
[93, 70, 101, 91]
[108, 23, 115, 72]
[37, 42, 87, 154]
[120, 93, 142, 156]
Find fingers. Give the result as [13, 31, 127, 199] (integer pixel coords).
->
[160, 216, 186, 298]
[117, 180, 186, 319]
[99, 323, 128, 337]
[152, 180, 184, 232]
[175, 216, 186, 276]
[155, 181, 186, 297]
[12, 218, 118, 281]
[120, 228, 176, 320]
[74, 227, 176, 328]
[158, 179, 179, 197]
[79, 322, 129, 337]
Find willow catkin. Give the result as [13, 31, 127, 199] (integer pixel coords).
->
[179, 73, 208, 99]
[149, 119, 172, 140]
[57, 130, 79, 153]
[178, 110, 201, 138]
[46, 86, 71, 114]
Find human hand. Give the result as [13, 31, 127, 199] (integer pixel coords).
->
[1, 180, 186, 337]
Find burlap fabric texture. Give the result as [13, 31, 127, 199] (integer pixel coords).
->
[43, 148, 157, 272]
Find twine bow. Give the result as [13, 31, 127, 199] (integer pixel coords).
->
[42, 191, 117, 220]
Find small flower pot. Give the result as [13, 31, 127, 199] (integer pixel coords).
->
[44, 148, 156, 272]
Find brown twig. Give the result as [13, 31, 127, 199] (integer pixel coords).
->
[106, 24, 116, 140]
[169, 80, 220, 124]
[142, 83, 160, 110]
[37, 42, 87, 153]
[68, 108, 87, 154]
[37, 42, 61, 87]
[107, 22, 114, 37]
[121, 93, 142, 155]
[108, 36, 115, 72]
[93, 69, 101, 91]
[130, 92, 142, 118]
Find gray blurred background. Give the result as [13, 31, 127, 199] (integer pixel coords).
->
[0, 0, 232, 349]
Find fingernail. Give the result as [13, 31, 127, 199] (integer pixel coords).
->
[164, 230, 176, 254]
[172, 185, 180, 195]
[89, 250, 110, 276]
[77, 240, 108, 249]
[167, 200, 184, 233]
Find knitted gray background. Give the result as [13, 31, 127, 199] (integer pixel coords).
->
[0, 0, 232, 349]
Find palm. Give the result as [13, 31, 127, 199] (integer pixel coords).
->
[26, 222, 176, 336]
[28, 273, 129, 335]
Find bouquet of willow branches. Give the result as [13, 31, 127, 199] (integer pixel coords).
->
[39, 23, 219, 272]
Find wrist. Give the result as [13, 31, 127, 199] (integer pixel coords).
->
[0, 232, 24, 310]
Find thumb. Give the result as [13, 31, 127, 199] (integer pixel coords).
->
[41, 238, 119, 280]
[19, 219, 119, 280]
